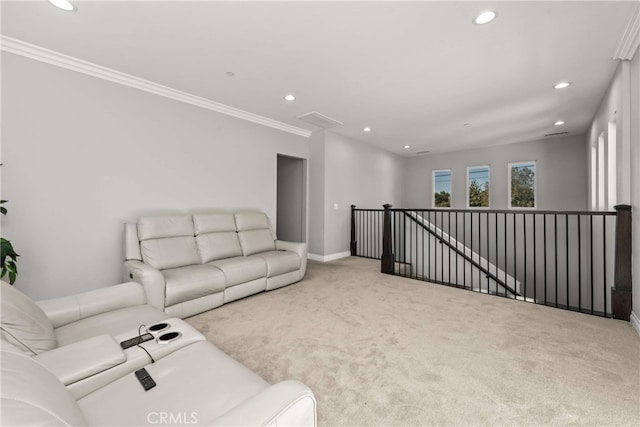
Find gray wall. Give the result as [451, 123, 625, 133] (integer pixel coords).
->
[307, 132, 326, 255]
[276, 155, 305, 242]
[322, 131, 406, 255]
[630, 53, 640, 326]
[589, 55, 640, 326]
[307, 131, 406, 257]
[1, 52, 309, 299]
[404, 135, 588, 211]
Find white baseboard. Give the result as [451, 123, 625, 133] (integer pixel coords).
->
[631, 311, 640, 336]
[308, 251, 351, 263]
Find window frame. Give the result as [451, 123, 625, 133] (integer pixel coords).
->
[466, 165, 490, 209]
[432, 169, 452, 209]
[507, 161, 537, 210]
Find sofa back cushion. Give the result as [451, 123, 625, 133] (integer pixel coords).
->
[0, 282, 57, 355]
[194, 213, 243, 263]
[196, 232, 243, 263]
[138, 216, 200, 270]
[1, 346, 88, 426]
[193, 212, 237, 235]
[235, 212, 276, 256]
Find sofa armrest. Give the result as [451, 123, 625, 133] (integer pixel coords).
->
[276, 240, 308, 279]
[124, 260, 166, 310]
[36, 282, 147, 328]
[211, 380, 316, 427]
[34, 334, 126, 385]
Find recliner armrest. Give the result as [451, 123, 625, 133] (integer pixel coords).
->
[211, 380, 316, 427]
[276, 240, 308, 278]
[275, 240, 306, 256]
[36, 282, 147, 328]
[124, 260, 166, 310]
[34, 334, 126, 385]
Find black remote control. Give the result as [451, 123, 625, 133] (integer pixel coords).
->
[120, 333, 154, 349]
[135, 368, 156, 391]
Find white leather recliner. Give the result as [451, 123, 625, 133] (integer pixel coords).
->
[1, 280, 168, 355]
[125, 210, 308, 318]
[1, 281, 317, 426]
[1, 340, 316, 426]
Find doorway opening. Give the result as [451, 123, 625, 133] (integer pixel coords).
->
[276, 154, 306, 243]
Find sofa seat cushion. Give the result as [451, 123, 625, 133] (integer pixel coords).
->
[55, 305, 168, 347]
[249, 251, 302, 277]
[78, 341, 269, 426]
[163, 265, 226, 306]
[208, 256, 266, 287]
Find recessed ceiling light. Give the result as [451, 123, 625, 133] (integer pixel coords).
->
[404, 145, 411, 149]
[363, 127, 372, 132]
[554, 120, 566, 126]
[554, 82, 571, 89]
[474, 11, 497, 25]
[284, 94, 296, 101]
[48, 0, 76, 11]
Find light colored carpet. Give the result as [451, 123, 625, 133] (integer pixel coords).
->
[186, 257, 640, 426]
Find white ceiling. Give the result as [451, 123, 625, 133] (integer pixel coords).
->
[1, 1, 637, 155]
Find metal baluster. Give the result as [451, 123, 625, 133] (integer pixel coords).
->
[524, 213, 527, 301]
[603, 214, 607, 316]
[544, 214, 547, 306]
[554, 214, 558, 308]
[504, 213, 508, 297]
[590, 215, 594, 314]
[578, 214, 582, 312]
[486, 212, 490, 294]
[494, 212, 498, 296]
[533, 213, 537, 303]
[565, 214, 569, 310]
[514, 212, 517, 299]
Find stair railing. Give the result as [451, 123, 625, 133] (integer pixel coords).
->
[351, 204, 632, 320]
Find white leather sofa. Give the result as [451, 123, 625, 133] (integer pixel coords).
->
[124, 210, 307, 318]
[1, 281, 317, 426]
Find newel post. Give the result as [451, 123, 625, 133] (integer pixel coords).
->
[350, 205, 357, 256]
[381, 204, 395, 274]
[611, 204, 632, 321]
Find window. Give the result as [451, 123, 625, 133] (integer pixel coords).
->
[607, 118, 617, 209]
[433, 169, 451, 208]
[591, 142, 597, 210]
[467, 165, 489, 208]
[597, 132, 606, 210]
[508, 161, 536, 208]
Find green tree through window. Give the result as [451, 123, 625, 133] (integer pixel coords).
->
[433, 170, 451, 208]
[468, 166, 489, 207]
[435, 190, 451, 207]
[510, 162, 535, 208]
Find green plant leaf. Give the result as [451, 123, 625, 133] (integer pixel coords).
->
[0, 237, 19, 284]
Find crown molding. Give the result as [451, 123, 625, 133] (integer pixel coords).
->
[614, 5, 640, 60]
[0, 36, 312, 138]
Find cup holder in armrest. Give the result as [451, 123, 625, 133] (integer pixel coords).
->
[157, 331, 182, 344]
[147, 322, 170, 334]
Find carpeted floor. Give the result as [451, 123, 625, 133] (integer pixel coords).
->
[186, 257, 640, 426]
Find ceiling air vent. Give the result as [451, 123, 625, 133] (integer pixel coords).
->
[544, 131, 569, 137]
[416, 150, 431, 155]
[296, 112, 343, 129]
